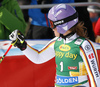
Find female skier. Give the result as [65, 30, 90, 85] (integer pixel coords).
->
[9, 4, 100, 87]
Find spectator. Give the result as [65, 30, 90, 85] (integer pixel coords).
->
[75, 0, 95, 42]
[26, 0, 74, 39]
[87, 5, 100, 37]
[94, 17, 100, 43]
[17, 0, 31, 23]
[0, 0, 26, 39]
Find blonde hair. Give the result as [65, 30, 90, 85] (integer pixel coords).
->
[70, 22, 88, 38]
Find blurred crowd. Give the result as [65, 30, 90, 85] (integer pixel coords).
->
[1, 0, 100, 43]
[87, 5, 100, 43]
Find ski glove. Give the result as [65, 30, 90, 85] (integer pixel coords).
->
[9, 29, 27, 51]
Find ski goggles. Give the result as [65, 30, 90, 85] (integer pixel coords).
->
[49, 19, 56, 29]
[49, 12, 78, 29]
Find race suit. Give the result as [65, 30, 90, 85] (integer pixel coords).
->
[22, 33, 100, 87]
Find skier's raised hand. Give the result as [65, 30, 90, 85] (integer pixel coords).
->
[9, 29, 27, 51]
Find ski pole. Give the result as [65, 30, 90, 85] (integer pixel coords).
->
[0, 39, 18, 63]
[0, 44, 13, 63]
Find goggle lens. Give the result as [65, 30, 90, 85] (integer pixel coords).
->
[49, 20, 56, 29]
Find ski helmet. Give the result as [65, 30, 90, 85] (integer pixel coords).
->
[48, 4, 78, 34]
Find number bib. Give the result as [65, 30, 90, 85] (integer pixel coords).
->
[54, 37, 87, 76]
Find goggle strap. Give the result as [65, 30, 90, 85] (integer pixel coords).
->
[53, 12, 78, 27]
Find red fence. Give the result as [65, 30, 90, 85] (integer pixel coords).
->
[0, 55, 56, 87]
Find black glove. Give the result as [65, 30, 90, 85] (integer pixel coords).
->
[9, 30, 27, 51]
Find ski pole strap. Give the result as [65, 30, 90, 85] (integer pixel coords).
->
[11, 39, 18, 46]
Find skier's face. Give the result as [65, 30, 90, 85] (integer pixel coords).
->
[53, 28, 60, 37]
